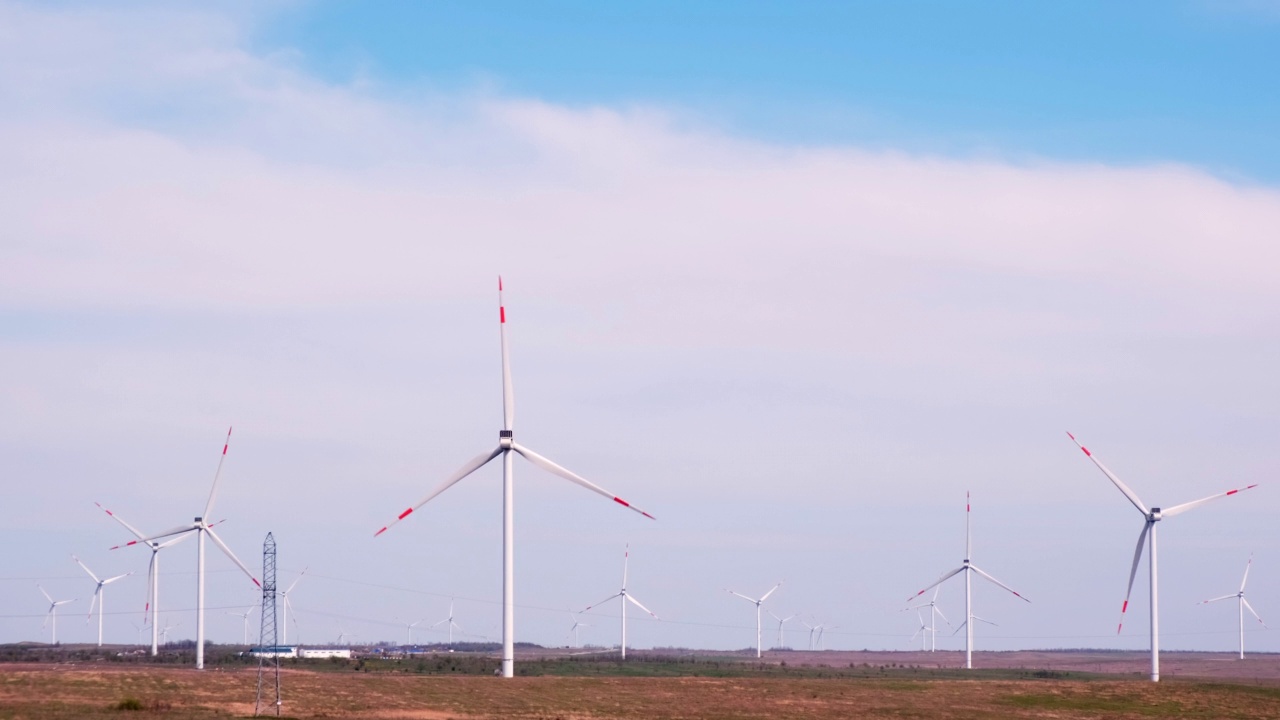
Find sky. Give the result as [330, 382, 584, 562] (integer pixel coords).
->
[2, 0, 1279, 657]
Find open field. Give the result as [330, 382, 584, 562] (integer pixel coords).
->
[4, 651, 1280, 719]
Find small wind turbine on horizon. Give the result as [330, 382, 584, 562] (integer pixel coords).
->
[581, 545, 659, 660]
[226, 604, 257, 645]
[800, 618, 817, 651]
[906, 586, 951, 652]
[727, 582, 782, 658]
[1068, 432, 1257, 682]
[910, 610, 929, 650]
[96, 501, 199, 656]
[907, 492, 1028, 670]
[399, 616, 426, 646]
[768, 610, 796, 650]
[432, 600, 463, 645]
[124, 428, 261, 669]
[158, 621, 179, 645]
[1197, 554, 1267, 660]
[566, 612, 591, 647]
[280, 567, 307, 645]
[374, 278, 655, 678]
[37, 585, 75, 645]
[72, 555, 131, 647]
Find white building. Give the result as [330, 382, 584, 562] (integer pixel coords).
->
[297, 647, 352, 659]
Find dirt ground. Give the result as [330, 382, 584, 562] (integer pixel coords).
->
[3, 652, 1280, 719]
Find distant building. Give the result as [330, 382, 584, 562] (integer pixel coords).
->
[297, 647, 352, 659]
[248, 646, 298, 658]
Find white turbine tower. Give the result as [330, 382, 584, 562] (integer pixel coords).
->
[1068, 432, 1258, 682]
[37, 585, 75, 645]
[432, 600, 463, 645]
[906, 587, 951, 652]
[280, 568, 307, 645]
[566, 612, 592, 647]
[72, 555, 131, 647]
[96, 502, 197, 657]
[727, 582, 782, 658]
[582, 545, 659, 659]
[129, 428, 260, 669]
[800, 619, 817, 651]
[907, 492, 1028, 670]
[1197, 554, 1267, 660]
[768, 610, 796, 650]
[374, 278, 655, 678]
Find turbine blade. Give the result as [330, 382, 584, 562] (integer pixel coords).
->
[135, 524, 199, 545]
[760, 582, 783, 602]
[375, 446, 503, 536]
[94, 502, 148, 541]
[1241, 554, 1253, 593]
[1198, 594, 1236, 605]
[38, 584, 53, 604]
[1118, 521, 1151, 634]
[1066, 432, 1149, 514]
[499, 276, 514, 432]
[622, 544, 630, 590]
[155, 532, 195, 550]
[907, 566, 964, 602]
[87, 586, 100, 621]
[582, 593, 623, 613]
[1243, 598, 1267, 628]
[934, 606, 952, 627]
[727, 589, 757, 604]
[951, 620, 967, 637]
[1162, 483, 1259, 519]
[285, 568, 309, 594]
[102, 572, 132, 585]
[973, 616, 999, 627]
[625, 594, 659, 619]
[71, 555, 100, 583]
[145, 552, 156, 622]
[511, 442, 654, 519]
[202, 426, 233, 519]
[970, 565, 1030, 602]
[204, 528, 261, 587]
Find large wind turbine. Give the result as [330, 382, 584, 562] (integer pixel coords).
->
[1068, 432, 1257, 682]
[280, 568, 307, 645]
[1197, 554, 1267, 660]
[907, 493, 1028, 670]
[582, 545, 659, 659]
[96, 502, 197, 656]
[37, 585, 75, 645]
[72, 555, 131, 646]
[128, 428, 260, 669]
[374, 279, 654, 678]
[727, 582, 782, 658]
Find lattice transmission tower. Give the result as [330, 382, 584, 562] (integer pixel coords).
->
[255, 532, 282, 716]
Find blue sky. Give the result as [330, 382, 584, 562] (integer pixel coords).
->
[261, 1, 1280, 179]
[2, 0, 1279, 657]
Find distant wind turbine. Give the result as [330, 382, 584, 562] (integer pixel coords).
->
[1197, 554, 1267, 660]
[128, 428, 261, 669]
[37, 585, 74, 645]
[906, 587, 951, 652]
[727, 582, 782, 658]
[374, 279, 654, 678]
[1068, 432, 1257, 682]
[280, 567, 307, 645]
[582, 545, 659, 659]
[399, 616, 426, 646]
[907, 492, 1028, 670]
[432, 600, 463, 645]
[226, 604, 257, 644]
[566, 612, 592, 647]
[72, 555, 131, 647]
[767, 610, 796, 650]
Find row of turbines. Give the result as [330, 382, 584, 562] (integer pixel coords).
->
[51, 278, 1265, 683]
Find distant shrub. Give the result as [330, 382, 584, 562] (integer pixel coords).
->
[114, 697, 143, 711]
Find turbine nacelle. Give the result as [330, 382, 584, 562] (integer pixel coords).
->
[1149, 508, 1162, 522]
[499, 430, 513, 448]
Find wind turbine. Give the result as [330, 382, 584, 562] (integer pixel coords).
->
[226, 604, 257, 644]
[907, 492, 1028, 670]
[37, 585, 74, 645]
[566, 612, 591, 647]
[581, 545, 659, 659]
[767, 610, 795, 650]
[159, 621, 180, 645]
[72, 555, 131, 646]
[909, 610, 929, 650]
[800, 618, 817, 651]
[128, 428, 261, 669]
[432, 600, 463, 645]
[96, 501, 198, 656]
[1068, 432, 1258, 682]
[814, 623, 837, 650]
[906, 587, 951, 652]
[1197, 554, 1267, 660]
[400, 617, 426, 646]
[727, 582, 782, 658]
[374, 278, 655, 678]
[280, 568, 307, 645]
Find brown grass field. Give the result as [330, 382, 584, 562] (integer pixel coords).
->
[5, 650, 1280, 719]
